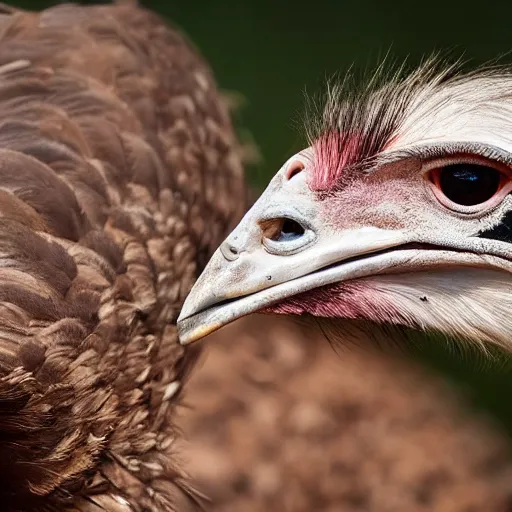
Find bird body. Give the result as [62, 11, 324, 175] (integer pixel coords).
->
[178, 60, 512, 350]
[0, 6, 510, 510]
[0, 3, 245, 510]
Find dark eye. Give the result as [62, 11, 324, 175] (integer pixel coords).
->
[434, 163, 502, 207]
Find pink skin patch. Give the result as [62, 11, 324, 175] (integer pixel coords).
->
[309, 131, 362, 191]
[262, 281, 410, 328]
[308, 131, 399, 192]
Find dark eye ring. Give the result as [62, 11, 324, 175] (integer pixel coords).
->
[428, 161, 511, 212]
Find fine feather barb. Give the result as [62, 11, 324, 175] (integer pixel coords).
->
[303, 55, 512, 191]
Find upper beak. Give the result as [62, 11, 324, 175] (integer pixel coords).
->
[177, 154, 410, 345]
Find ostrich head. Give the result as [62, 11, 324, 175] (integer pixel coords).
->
[178, 60, 512, 350]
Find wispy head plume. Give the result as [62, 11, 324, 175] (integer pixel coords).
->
[302, 55, 512, 192]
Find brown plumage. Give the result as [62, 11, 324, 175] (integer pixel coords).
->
[0, 2, 245, 511]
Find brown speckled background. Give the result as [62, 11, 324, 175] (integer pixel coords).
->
[179, 316, 512, 511]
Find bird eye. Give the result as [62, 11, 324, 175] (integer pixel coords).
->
[438, 164, 500, 206]
[428, 161, 510, 211]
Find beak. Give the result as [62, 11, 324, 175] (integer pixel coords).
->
[177, 153, 410, 345]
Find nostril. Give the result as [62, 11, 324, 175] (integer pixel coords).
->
[278, 218, 305, 242]
[220, 242, 241, 261]
[260, 217, 306, 243]
[260, 215, 315, 255]
[285, 160, 305, 180]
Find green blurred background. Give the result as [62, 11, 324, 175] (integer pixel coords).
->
[13, 0, 512, 437]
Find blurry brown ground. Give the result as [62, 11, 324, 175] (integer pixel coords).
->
[177, 316, 512, 511]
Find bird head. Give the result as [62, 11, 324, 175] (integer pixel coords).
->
[178, 61, 512, 349]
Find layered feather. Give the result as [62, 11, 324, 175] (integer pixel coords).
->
[0, 3, 246, 511]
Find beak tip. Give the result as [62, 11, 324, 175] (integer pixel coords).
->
[176, 306, 196, 345]
[176, 319, 194, 346]
[177, 315, 224, 346]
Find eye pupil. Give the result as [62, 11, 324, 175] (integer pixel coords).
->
[438, 164, 501, 206]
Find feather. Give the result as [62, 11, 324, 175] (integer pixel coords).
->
[303, 56, 512, 191]
[0, 3, 246, 511]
